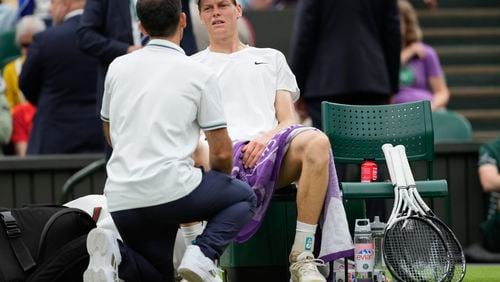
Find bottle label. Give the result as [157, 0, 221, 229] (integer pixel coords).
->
[361, 165, 372, 183]
[361, 160, 377, 182]
[355, 243, 374, 274]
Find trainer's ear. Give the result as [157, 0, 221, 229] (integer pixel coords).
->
[179, 12, 187, 29]
[139, 22, 149, 37]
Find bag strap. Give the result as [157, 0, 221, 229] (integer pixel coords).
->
[0, 211, 37, 272]
[37, 208, 94, 261]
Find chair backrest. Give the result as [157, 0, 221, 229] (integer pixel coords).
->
[0, 30, 21, 70]
[321, 100, 434, 164]
[432, 109, 472, 143]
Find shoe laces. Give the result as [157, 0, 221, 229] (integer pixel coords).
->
[290, 257, 325, 277]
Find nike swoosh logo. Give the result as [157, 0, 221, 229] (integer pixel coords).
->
[254, 61, 267, 65]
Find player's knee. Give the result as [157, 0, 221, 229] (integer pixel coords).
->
[304, 132, 330, 165]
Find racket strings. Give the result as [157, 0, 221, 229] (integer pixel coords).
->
[411, 190, 466, 281]
[384, 219, 450, 282]
[432, 220, 466, 281]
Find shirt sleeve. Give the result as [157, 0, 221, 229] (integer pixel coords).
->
[197, 74, 227, 131]
[100, 63, 114, 122]
[479, 142, 500, 167]
[275, 51, 300, 102]
[424, 45, 443, 78]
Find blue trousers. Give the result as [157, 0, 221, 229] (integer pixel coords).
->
[111, 170, 257, 282]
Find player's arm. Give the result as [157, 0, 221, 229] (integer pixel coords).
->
[479, 164, 500, 193]
[241, 90, 297, 168]
[204, 128, 233, 174]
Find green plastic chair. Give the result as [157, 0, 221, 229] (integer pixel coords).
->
[321, 100, 449, 226]
[0, 30, 21, 70]
[432, 109, 473, 143]
[322, 101, 450, 281]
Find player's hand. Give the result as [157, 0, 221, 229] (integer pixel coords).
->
[241, 136, 269, 169]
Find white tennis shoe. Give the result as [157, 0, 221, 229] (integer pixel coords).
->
[289, 252, 326, 282]
[177, 245, 222, 282]
[84, 227, 122, 282]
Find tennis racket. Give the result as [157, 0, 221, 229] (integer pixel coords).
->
[396, 145, 466, 282]
[383, 145, 451, 282]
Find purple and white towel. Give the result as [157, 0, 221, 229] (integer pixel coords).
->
[231, 125, 354, 262]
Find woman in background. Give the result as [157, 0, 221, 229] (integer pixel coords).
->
[394, 0, 450, 111]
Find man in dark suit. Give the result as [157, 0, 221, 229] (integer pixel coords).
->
[19, 0, 104, 154]
[290, 0, 400, 222]
[290, 0, 401, 128]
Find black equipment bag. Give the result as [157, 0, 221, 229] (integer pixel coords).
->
[0, 205, 96, 282]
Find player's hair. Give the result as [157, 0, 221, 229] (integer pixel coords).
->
[197, 0, 237, 10]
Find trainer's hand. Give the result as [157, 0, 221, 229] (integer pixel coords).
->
[241, 136, 269, 169]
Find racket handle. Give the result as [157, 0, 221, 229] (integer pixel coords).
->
[395, 145, 416, 186]
[390, 148, 406, 188]
[382, 143, 396, 185]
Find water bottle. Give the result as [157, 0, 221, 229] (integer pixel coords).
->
[371, 216, 390, 282]
[354, 219, 374, 282]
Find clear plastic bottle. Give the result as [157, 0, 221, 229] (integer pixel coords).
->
[371, 216, 391, 282]
[354, 219, 374, 282]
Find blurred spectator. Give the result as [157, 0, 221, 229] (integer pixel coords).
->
[478, 137, 500, 252]
[393, 0, 449, 111]
[10, 101, 34, 155]
[18, 0, 52, 26]
[19, 0, 104, 155]
[0, 79, 12, 155]
[290, 0, 400, 129]
[0, 0, 17, 32]
[2, 15, 45, 110]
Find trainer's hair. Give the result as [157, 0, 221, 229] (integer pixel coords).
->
[137, 0, 181, 37]
[197, 0, 237, 10]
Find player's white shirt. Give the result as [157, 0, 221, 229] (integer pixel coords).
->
[192, 46, 299, 141]
[101, 39, 226, 212]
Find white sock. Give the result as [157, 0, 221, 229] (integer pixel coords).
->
[291, 221, 317, 258]
[180, 222, 204, 246]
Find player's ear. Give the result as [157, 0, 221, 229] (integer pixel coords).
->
[236, 2, 242, 18]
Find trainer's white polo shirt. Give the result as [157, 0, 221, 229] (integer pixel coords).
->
[192, 47, 299, 141]
[101, 39, 226, 212]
